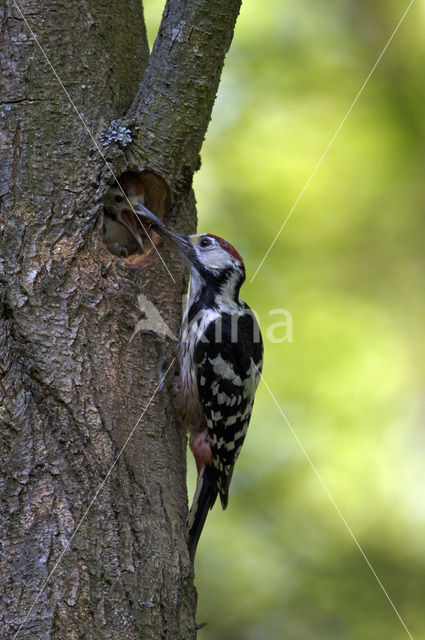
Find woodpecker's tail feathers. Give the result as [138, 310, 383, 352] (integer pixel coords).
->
[187, 465, 218, 563]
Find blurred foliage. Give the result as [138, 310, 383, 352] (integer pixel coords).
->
[144, 1, 425, 638]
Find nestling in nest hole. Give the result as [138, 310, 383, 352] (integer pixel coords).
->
[102, 170, 170, 267]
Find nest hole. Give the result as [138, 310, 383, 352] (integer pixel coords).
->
[102, 170, 170, 267]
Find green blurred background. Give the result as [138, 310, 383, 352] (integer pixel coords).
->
[145, 1, 425, 638]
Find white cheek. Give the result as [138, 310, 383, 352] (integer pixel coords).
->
[201, 248, 233, 270]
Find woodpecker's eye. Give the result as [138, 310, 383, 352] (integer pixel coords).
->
[114, 195, 124, 203]
[199, 237, 212, 249]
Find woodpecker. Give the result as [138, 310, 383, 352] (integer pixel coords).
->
[135, 203, 263, 562]
[103, 186, 146, 256]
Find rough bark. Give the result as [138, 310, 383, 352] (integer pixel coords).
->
[0, 0, 241, 639]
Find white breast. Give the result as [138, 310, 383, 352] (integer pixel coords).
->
[178, 307, 219, 434]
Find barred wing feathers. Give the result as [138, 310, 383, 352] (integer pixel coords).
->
[194, 308, 263, 508]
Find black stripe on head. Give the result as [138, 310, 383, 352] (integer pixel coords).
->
[187, 266, 233, 322]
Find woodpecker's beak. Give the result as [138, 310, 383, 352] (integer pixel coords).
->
[134, 202, 194, 262]
[120, 208, 145, 252]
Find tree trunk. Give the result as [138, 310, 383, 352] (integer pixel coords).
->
[0, 0, 241, 638]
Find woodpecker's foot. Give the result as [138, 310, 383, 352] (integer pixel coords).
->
[106, 242, 129, 257]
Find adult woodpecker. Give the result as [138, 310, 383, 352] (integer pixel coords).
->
[135, 203, 263, 562]
[103, 186, 146, 256]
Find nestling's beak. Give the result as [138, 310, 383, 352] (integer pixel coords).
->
[120, 208, 145, 252]
[134, 202, 194, 262]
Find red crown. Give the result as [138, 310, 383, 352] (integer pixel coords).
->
[208, 234, 245, 269]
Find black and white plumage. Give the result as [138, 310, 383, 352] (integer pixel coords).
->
[134, 204, 263, 563]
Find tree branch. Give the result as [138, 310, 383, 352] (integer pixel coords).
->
[128, 0, 241, 186]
